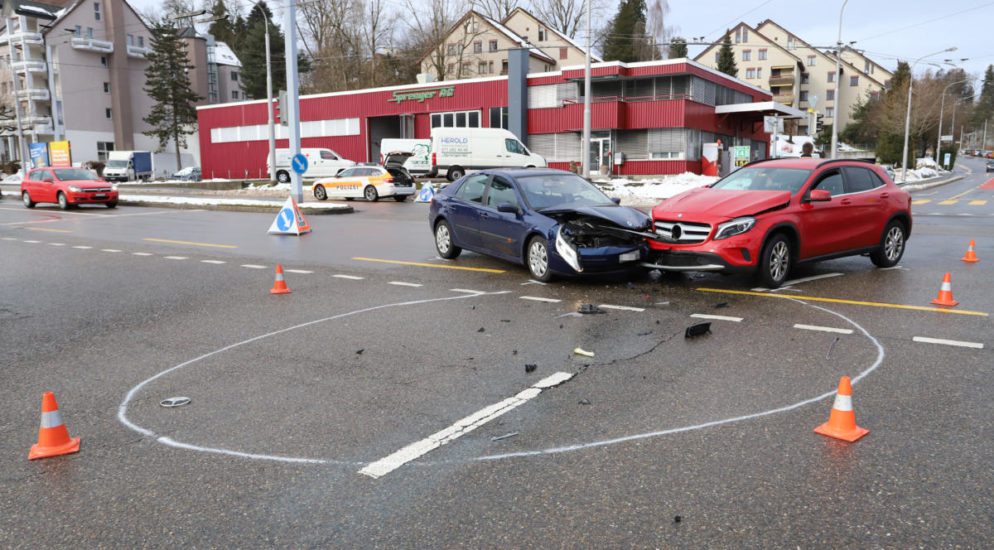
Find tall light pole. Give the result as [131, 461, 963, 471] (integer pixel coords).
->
[829, 0, 849, 160]
[283, 0, 303, 203]
[581, 0, 591, 178]
[900, 47, 956, 182]
[259, 7, 276, 184]
[935, 77, 970, 168]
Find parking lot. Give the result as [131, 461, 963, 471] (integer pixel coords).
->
[1, 157, 992, 546]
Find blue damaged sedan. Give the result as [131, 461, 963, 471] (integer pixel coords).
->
[428, 169, 653, 281]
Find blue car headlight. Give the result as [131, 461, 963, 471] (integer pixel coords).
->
[714, 217, 756, 240]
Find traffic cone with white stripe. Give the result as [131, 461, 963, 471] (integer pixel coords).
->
[814, 376, 869, 443]
[961, 240, 980, 263]
[270, 264, 291, 295]
[930, 272, 958, 307]
[29, 392, 80, 460]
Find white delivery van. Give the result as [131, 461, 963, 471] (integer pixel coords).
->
[380, 138, 431, 176]
[267, 148, 355, 183]
[429, 127, 546, 181]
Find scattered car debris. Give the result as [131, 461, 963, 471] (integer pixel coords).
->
[685, 322, 711, 338]
[500, 319, 511, 323]
[578, 303, 605, 315]
[648, 269, 662, 282]
[674, 515, 682, 524]
[557, 312, 583, 318]
[637, 330, 653, 336]
[491, 432, 519, 442]
[714, 302, 729, 309]
[525, 364, 537, 373]
[355, 349, 364, 355]
[826, 336, 840, 359]
[578, 399, 592, 405]
[573, 347, 595, 357]
[160, 397, 191, 408]
[477, 327, 485, 333]
[512, 350, 518, 355]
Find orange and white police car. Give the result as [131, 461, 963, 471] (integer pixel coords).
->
[312, 165, 415, 202]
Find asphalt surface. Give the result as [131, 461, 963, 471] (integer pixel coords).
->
[1, 157, 991, 547]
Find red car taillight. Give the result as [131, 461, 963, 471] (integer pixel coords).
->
[386, 177, 394, 183]
[431, 152, 437, 166]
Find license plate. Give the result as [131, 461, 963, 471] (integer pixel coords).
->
[94, 194, 107, 199]
[619, 251, 639, 263]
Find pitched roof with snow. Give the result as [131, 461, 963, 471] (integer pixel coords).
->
[213, 41, 240, 67]
[502, 7, 602, 63]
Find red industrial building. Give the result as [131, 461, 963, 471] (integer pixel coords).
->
[196, 58, 800, 179]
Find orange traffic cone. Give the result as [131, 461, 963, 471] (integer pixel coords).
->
[961, 240, 980, 263]
[29, 392, 81, 460]
[270, 264, 291, 295]
[930, 272, 958, 307]
[814, 376, 869, 443]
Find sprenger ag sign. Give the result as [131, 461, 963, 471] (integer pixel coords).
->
[387, 86, 455, 104]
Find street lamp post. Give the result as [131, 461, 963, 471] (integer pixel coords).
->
[830, 0, 849, 160]
[581, 0, 591, 179]
[900, 47, 957, 182]
[258, 8, 275, 184]
[935, 78, 970, 169]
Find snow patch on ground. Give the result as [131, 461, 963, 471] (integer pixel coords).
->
[120, 194, 350, 210]
[596, 172, 718, 206]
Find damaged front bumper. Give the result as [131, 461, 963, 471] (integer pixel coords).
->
[554, 226, 646, 275]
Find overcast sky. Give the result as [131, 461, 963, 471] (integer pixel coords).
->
[128, 0, 994, 85]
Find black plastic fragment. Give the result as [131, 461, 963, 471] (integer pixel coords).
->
[685, 322, 712, 338]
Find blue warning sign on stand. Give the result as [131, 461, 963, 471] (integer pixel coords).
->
[291, 153, 308, 175]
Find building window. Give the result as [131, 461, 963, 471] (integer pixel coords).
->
[446, 43, 457, 55]
[850, 75, 859, 86]
[864, 60, 873, 74]
[127, 34, 134, 46]
[742, 28, 748, 42]
[801, 73, 809, 84]
[430, 110, 482, 128]
[488, 61, 493, 74]
[138, 36, 144, 47]
[473, 41, 482, 54]
[86, 27, 94, 38]
[461, 62, 470, 74]
[807, 55, 816, 67]
[489, 40, 498, 52]
[74, 25, 81, 37]
[756, 67, 762, 79]
[478, 61, 487, 74]
[714, 51, 720, 63]
[827, 89, 835, 101]
[800, 90, 808, 102]
[105, 108, 112, 119]
[501, 59, 508, 75]
[758, 49, 767, 60]
[538, 27, 546, 41]
[232, 90, 239, 99]
[97, 141, 114, 163]
[446, 63, 454, 75]
[745, 68, 756, 79]
[94, 1, 101, 20]
[103, 82, 109, 93]
[827, 71, 835, 83]
[742, 50, 751, 61]
[231, 71, 238, 81]
[559, 47, 567, 60]
[787, 36, 796, 50]
[825, 107, 834, 117]
[489, 106, 508, 129]
[100, 56, 107, 66]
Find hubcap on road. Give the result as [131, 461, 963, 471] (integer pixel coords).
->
[885, 227, 904, 261]
[771, 241, 788, 282]
[436, 225, 450, 253]
[529, 242, 548, 277]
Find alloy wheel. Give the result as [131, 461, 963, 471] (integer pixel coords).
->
[529, 241, 548, 278]
[435, 224, 451, 254]
[770, 241, 789, 282]
[884, 226, 904, 261]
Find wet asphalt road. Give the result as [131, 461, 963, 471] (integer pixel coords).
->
[0, 158, 992, 547]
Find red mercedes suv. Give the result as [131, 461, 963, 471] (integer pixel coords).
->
[646, 158, 912, 287]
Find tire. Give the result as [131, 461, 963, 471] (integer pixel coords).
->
[313, 185, 328, 201]
[756, 233, 791, 288]
[434, 219, 461, 259]
[105, 202, 117, 209]
[276, 170, 290, 184]
[363, 185, 378, 202]
[22, 191, 35, 208]
[870, 220, 906, 268]
[526, 235, 553, 282]
[393, 195, 408, 202]
[447, 167, 465, 181]
[58, 192, 70, 210]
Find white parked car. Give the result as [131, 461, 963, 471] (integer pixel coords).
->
[380, 138, 431, 176]
[312, 165, 416, 202]
[267, 148, 355, 183]
[430, 127, 546, 181]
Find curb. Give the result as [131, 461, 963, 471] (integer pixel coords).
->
[898, 174, 963, 192]
[118, 198, 355, 215]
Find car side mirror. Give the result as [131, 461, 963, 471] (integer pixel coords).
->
[611, 197, 621, 205]
[497, 203, 519, 214]
[806, 189, 832, 202]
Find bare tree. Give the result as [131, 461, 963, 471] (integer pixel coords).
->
[471, 0, 519, 21]
[532, 0, 606, 40]
[645, 0, 673, 60]
[406, 0, 489, 81]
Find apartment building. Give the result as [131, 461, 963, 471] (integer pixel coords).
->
[695, 19, 892, 136]
[0, 0, 243, 173]
[418, 8, 600, 82]
[179, 27, 244, 105]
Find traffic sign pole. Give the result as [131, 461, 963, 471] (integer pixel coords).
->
[283, 0, 303, 203]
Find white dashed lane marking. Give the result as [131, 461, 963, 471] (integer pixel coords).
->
[23, 240, 40, 243]
[520, 296, 561, 303]
[793, 323, 854, 335]
[101, 249, 122, 253]
[201, 260, 226, 264]
[598, 304, 646, 312]
[286, 269, 314, 274]
[389, 281, 422, 287]
[240, 264, 267, 269]
[1, 236, 16, 241]
[49, 242, 65, 246]
[690, 313, 744, 322]
[132, 252, 154, 256]
[164, 256, 188, 260]
[333, 274, 364, 280]
[912, 336, 984, 349]
[72, 245, 92, 250]
[450, 288, 486, 294]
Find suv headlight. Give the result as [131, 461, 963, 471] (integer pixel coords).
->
[714, 217, 756, 240]
[68, 185, 81, 192]
[111, 184, 119, 191]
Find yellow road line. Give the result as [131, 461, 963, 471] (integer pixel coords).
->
[938, 199, 958, 205]
[696, 288, 989, 317]
[352, 256, 506, 274]
[911, 199, 931, 205]
[27, 227, 71, 233]
[143, 237, 238, 249]
[969, 199, 988, 206]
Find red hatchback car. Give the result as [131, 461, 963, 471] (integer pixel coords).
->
[21, 167, 119, 210]
[646, 158, 912, 287]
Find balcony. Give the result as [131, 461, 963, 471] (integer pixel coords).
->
[22, 115, 52, 126]
[71, 36, 114, 53]
[126, 44, 151, 58]
[12, 60, 46, 73]
[773, 93, 795, 105]
[769, 75, 795, 87]
[16, 88, 50, 101]
[7, 31, 44, 46]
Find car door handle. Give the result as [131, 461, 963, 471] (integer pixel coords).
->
[840, 198, 852, 206]
[880, 193, 890, 199]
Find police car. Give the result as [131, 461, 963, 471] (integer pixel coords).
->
[312, 165, 415, 202]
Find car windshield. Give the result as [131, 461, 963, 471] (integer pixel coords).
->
[516, 174, 615, 211]
[106, 160, 128, 168]
[54, 169, 100, 181]
[712, 167, 812, 194]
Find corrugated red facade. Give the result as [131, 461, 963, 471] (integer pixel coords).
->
[197, 60, 773, 179]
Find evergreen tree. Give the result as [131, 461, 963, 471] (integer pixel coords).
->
[716, 32, 737, 77]
[972, 64, 994, 128]
[602, 0, 648, 63]
[668, 37, 688, 59]
[143, 23, 202, 171]
[207, 0, 238, 47]
[238, 2, 285, 100]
